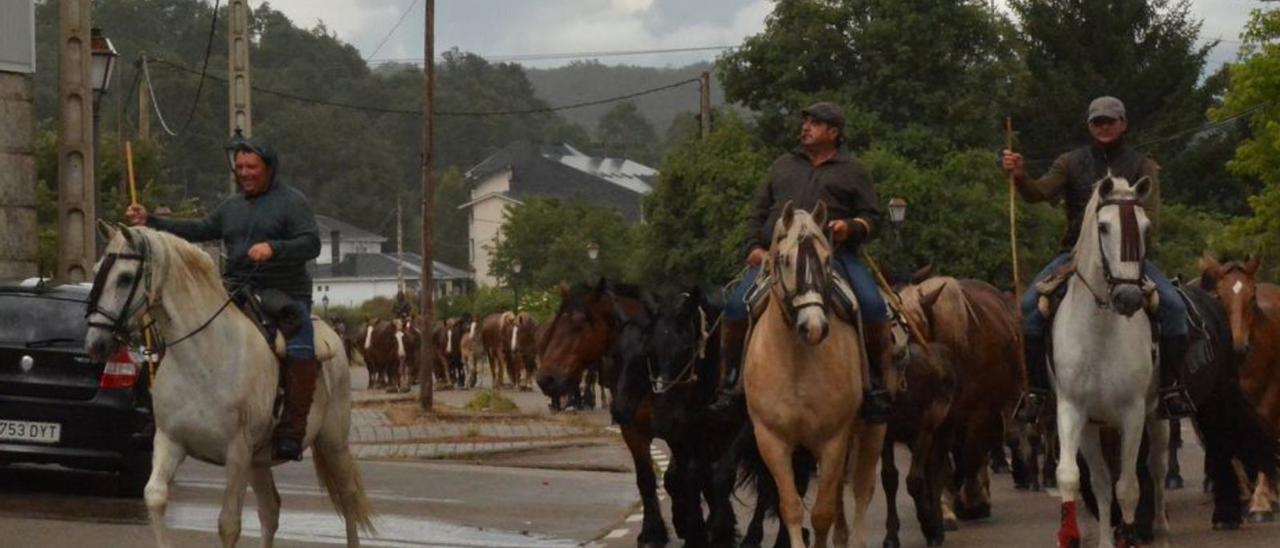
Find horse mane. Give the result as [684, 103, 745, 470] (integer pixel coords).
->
[124, 227, 225, 301]
[1071, 178, 1107, 259]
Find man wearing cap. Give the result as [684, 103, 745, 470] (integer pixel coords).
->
[125, 136, 323, 461]
[713, 101, 894, 423]
[1002, 96, 1195, 423]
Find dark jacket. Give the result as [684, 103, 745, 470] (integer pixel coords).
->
[1017, 142, 1160, 251]
[147, 142, 321, 300]
[744, 147, 881, 257]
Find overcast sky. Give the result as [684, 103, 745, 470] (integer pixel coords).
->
[257, 0, 1259, 70]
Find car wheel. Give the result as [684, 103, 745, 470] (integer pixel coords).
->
[115, 460, 151, 498]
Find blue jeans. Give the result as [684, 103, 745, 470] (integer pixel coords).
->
[286, 300, 316, 359]
[725, 250, 889, 324]
[1020, 253, 1187, 338]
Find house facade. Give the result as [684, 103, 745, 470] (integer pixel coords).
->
[460, 142, 656, 287]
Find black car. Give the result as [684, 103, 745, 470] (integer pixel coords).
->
[0, 281, 153, 497]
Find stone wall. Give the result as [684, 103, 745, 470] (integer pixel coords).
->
[0, 71, 36, 281]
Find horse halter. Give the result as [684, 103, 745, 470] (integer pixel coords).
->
[771, 232, 831, 327]
[647, 305, 717, 395]
[86, 248, 152, 341]
[1095, 197, 1146, 286]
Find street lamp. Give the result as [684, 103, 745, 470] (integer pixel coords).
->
[224, 127, 249, 172]
[586, 241, 600, 261]
[90, 28, 119, 102]
[321, 294, 329, 315]
[888, 197, 908, 226]
[511, 259, 522, 312]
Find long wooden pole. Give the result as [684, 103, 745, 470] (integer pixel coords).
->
[1006, 116, 1021, 304]
[125, 142, 158, 381]
[417, 0, 436, 410]
[861, 249, 931, 354]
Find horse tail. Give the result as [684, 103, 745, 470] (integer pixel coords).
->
[313, 441, 377, 536]
[725, 420, 815, 517]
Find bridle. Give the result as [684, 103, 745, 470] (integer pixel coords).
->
[1075, 196, 1147, 308]
[647, 304, 719, 395]
[770, 229, 832, 327]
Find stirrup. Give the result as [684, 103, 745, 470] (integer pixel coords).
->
[1013, 390, 1051, 425]
[1157, 387, 1196, 419]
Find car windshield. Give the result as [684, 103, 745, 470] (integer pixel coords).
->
[0, 294, 90, 347]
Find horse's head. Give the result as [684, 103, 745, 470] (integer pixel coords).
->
[1200, 255, 1261, 356]
[1086, 174, 1153, 316]
[766, 200, 833, 345]
[85, 226, 154, 361]
[535, 279, 617, 400]
[646, 288, 720, 437]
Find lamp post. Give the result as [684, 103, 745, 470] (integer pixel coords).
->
[90, 28, 117, 248]
[585, 241, 600, 281]
[888, 197, 907, 226]
[511, 259, 522, 312]
[321, 294, 329, 316]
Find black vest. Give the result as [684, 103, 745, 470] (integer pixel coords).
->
[1060, 144, 1147, 250]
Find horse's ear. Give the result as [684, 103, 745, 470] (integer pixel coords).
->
[1098, 177, 1115, 198]
[1245, 254, 1262, 276]
[911, 264, 935, 284]
[811, 200, 828, 228]
[919, 281, 946, 310]
[1198, 255, 1221, 278]
[781, 200, 796, 231]
[1132, 176, 1152, 201]
[120, 226, 136, 246]
[96, 219, 118, 244]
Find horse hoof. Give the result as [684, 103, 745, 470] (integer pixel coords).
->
[1212, 520, 1241, 530]
[943, 517, 958, 531]
[1030, 481, 1042, 492]
[1248, 511, 1274, 523]
[926, 535, 945, 547]
[882, 537, 901, 548]
[1014, 482, 1029, 490]
[1165, 475, 1185, 490]
[955, 503, 991, 521]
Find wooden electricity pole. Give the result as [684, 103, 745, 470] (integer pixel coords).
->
[418, 0, 437, 410]
[227, 0, 253, 191]
[699, 71, 711, 140]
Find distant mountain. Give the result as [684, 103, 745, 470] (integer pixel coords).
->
[524, 61, 728, 136]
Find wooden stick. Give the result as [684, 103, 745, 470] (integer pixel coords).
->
[1006, 116, 1021, 306]
[126, 141, 138, 206]
[861, 249, 931, 352]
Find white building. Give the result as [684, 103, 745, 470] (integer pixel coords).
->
[460, 142, 656, 287]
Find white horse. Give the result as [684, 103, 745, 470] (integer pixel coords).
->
[84, 226, 374, 547]
[1051, 175, 1169, 548]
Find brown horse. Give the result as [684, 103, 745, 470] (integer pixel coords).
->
[366, 317, 421, 393]
[1200, 255, 1280, 520]
[503, 312, 539, 391]
[743, 202, 883, 547]
[460, 319, 482, 388]
[481, 312, 514, 389]
[536, 279, 642, 411]
[899, 276, 1023, 524]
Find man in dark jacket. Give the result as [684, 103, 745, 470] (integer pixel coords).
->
[1002, 96, 1195, 423]
[125, 136, 322, 460]
[714, 101, 893, 423]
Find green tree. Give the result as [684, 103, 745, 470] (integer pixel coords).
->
[489, 198, 638, 290]
[594, 101, 660, 166]
[637, 113, 769, 287]
[717, 0, 1021, 160]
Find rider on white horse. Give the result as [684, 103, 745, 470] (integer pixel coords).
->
[125, 135, 323, 461]
[1003, 96, 1195, 423]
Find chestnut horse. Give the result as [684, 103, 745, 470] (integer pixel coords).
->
[898, 277, 1022, 525]
[1199, 255, 1280, 521]
[743, 202, 883, 547]
[536, 280, 641, 411]
[481, 312, 514, 389]
[503, 312, 539, 391]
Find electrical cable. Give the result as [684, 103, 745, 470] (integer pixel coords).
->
[175, 0, 221, 136]
[365, 0, 420, 62]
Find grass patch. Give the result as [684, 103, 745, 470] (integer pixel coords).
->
[465, 389, 519, 413]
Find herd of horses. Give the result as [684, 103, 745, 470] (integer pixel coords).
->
[524, 178, 1280, 548]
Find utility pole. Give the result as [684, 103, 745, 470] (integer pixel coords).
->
[56, 0, 95, 283]
[227, 0, 253, 192]
[418, 0, 437, 410]
[137, 68, 150, 141]
[0, 2, 38, 281]
[699, 71, 711, 140]
[397, 199, 404, 294]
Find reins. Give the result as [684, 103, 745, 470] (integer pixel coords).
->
[648, 305, 720, 394]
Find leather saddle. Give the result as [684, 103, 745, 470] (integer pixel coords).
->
[744, 267, 860, 324]
[232, 287, 336, 361]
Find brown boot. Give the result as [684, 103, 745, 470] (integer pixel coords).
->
[860, 320, 894, 424]
[274, 357, 320, 461]
[707, 318, 749, 420]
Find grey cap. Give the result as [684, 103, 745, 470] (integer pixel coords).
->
[1088, 96, 1126, 122]
[801, 101, 846, 130]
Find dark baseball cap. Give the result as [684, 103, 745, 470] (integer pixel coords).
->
[801, 102, 846, 130]
[1087, 96, 1126, 122]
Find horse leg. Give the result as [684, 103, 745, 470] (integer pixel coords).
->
[1056, 403, 1087, 548]
[925, 425, 956, 546]
[1113, 407, 1147, 548]
[249, 466, 280, 548]
[909, 430, 945, 547]
[145, 430, 187, 548]
[622, 424, 667, 546]
[1078, 423, 1115, 548]
[218, 434, 253, 547]
[754, 427, 804, 548]
[1145, 416, 1171, 545]
[881, 438, 902, 548]
[707, 437, 739, 546]
[848, 423, 887, 548]
[1165, 419, 1184, 489]
[809, 429, 853, 547]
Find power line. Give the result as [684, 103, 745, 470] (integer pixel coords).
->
[150, 58, 700, 117]
[364, 0, 420, 62]
[176, 0, 220, 136]
[366, 44, 736, 65]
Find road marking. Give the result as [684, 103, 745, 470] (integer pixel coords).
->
[626, 514, 643, 523]
[605, 528, 630, 539]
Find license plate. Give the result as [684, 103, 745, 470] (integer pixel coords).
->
[0, 420, 61, 443]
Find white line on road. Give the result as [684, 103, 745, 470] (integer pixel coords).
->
[605, 528, 630, 539]
[625, 514, 642, 522]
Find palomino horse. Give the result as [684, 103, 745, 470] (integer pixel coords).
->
[536, 280, 636, 411]
[83, 227, 373, 547]
[1050, 175, 1168, 548]
[1199, 255, 1280, 522]
[743, 201, 883, 547]
[898, 277, 1023, 527]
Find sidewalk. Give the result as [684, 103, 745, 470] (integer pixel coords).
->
[343, 367, 626, 468]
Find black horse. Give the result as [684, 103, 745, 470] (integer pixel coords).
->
[610, 287, 736, 547]
[1082, 283, 1280, 539]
